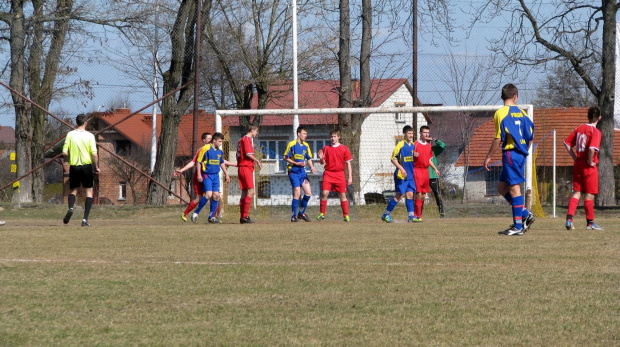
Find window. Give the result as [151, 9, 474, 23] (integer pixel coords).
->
[307, 140, 331, 159]
[118, 181, 127, 201]
[258, 140, 288, 172]
[485, 167, 501, 196]
[114, 140, 132, 156]
[394, 102, 406, 123]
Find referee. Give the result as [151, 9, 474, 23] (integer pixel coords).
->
[62, 114, 100, 226]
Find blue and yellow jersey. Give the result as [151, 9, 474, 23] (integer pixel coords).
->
[391, 140, 415, 180]
[283, 140, 312, 174]
[197, 144, 224, 175]
[494, 105, 534, 155]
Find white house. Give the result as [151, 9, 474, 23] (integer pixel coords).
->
[223, 79, 430, 206]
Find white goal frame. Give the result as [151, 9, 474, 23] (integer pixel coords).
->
[216, 105, 535, 207]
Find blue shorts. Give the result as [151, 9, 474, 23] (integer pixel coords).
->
[499, 151, 526, 185]
[202, 173, 220, 193]
[288, 171, 309, 188]
[394, 177, 416, 195]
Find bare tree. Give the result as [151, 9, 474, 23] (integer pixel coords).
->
[469, 0, 617, 205]
[535, 62, 599, 108]
[105, 145, 150, 205]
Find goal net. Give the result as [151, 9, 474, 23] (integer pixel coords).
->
[215, 105, 538, 221]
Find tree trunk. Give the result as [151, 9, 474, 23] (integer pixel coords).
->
[596, 0, 616, 206]
[9, 0, 33, 204]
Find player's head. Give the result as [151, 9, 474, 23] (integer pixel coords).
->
[211, 132, 224, 148]
[76, 114, 88, 126]
[501, 84, 518, 101]
[402, 125, 414, 141]
[201, 132, 212, 143]
[587, 105, 601, 122]
[246, 124, 259, 137]
[419, 125, 431, 141]
[329, 129, 341, 144]
[297, 126, 308, 141]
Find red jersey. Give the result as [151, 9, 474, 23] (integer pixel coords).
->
[413, 140, 433, 168]
[321, 144, 352, 172]
[564, 123, 601, 164]
[191, 147, 204, 178]
[236, 135, 255, 168]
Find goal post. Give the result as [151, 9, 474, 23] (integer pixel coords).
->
[216, 104, 536, 218]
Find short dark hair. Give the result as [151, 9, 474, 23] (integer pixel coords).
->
[501, 84, 518, 101]
[329, 129, 341, 137]
[588, 105, 601, 122]
[420, 125, 430, 132]
[201, 132, 211, 141]
[76, 114, 88, 126]
[402, 125, 414, 134]
[247, 124, 259, 133]
[297, 126, 307, 134]
[212, 132, 224, 141]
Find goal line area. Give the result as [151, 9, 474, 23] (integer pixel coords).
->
[214, 105, 542, 219]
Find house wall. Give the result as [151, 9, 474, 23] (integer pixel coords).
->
[359, 84, 426, 201]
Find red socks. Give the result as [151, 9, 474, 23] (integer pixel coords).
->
[567, 197, 579, 218]
[340, 200, 349, 217]
[184, 200, 197, 216]
[414, 199, 424, 218]
[320, 199, 327, 214]
[239, 196, 253, 218]
[584, 199, 594, 221]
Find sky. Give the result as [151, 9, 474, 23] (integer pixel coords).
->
[0, 1, 597, 128]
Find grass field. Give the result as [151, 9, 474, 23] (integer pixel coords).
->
[0, 204, 618, 346]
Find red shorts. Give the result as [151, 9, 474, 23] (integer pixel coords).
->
[573, 161, 598, 194]
[192, 174, 203, 195]
[321, 170, 346, 193]
[238, 166, 255, 190]
[414, 167, 430, 193]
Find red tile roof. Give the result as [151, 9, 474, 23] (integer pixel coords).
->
[96, 109, 222, 157]
[0, 126, 15, 145]
[455, 107, 620, 167]
[224, 79, 414, 126]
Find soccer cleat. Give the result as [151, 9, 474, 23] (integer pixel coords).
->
[412, 217, 422, 223]
[565, 219, 575, 230]
[408, 218, 414, 223]
[343, 215, 351, 222]
[523, 212, 535, 232]
[81, 220, 91, 227]
[586, 223, 604, 230]
[291, 216, 298, 222]
[440, 212, 445, 218]
[240, 216, 254, 224]
[208, 217, 221, 224]
[381, 213, 393, 223]
[63, 209, 73, 224]
[498, 226, 524, 236]
[181, 214, 188, 222]
[316, 213, 325, 221]
[297, 213, 311, 222]
[191, 213, 198, 223]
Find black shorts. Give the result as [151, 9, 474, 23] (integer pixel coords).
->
[69, 164, 94, 189]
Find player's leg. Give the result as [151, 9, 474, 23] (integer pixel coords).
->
[405, 190, 415, 222]
[64, 166, 81, 224]
[192, 190, 211, 222]
[429, 178, 445, 217]
[290, 174, 302, 221]
[81, 165, 95, 226]
[298, 178, 312, 221]
[183, 176, 202, 221]
[317, 173, 330, 220]
[209, 191, 221, 223]
[338, 191, 350, 221]
[584, 167, 602, 230]
[238, 167, 255, 223]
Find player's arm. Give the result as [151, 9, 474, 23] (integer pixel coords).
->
[484, 138, 502, 171]
[175, 160, 195, 176]
[246, 153, 262, 169]
[307, 158, 317, 174]
[429, 159, 440, 176]
[318, 149, 325, 165]
[432, 139, 445, 156]
[90, 138, 100, 173]
[346, 160, 353, 186]
[391, 158, 407, 179]
[563, 142, 578, 161]
[588, 148, 597, 167]
[223, 159, 237, 167]
[220, 163, 231, 182]
[196, 160, 204, 182]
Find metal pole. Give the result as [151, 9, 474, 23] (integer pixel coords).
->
[151, 0, 161, 173]
[553, 129, 556, 218]
[526, 105, 533, 194]
[292, 0, 299, 139]
[192, 0, 203, 157]
[412, 0, 418, 131]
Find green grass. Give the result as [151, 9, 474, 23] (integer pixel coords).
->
[0, 205, 618, 346]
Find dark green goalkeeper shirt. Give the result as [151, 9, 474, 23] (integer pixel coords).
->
[428, 139, 445, 179]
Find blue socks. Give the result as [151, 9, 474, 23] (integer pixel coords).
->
[209, 199, 219, 218]
[195, 196, 208, 214]
[299, 195, 311, 215]
[406, 199, 414, 218]
[512, 195, 524, 230]
[291, 199, 299, 217]
[384, 198, 398, 215]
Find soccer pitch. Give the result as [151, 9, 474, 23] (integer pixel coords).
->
[0, 205, 618, 346]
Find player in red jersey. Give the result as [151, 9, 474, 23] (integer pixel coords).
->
[412, 126, 440, 222]
[175, 132, 212, 221]
[316, 129, 353, 222]
[236, 125, 262, 223]
[564, 106, 604, 231]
